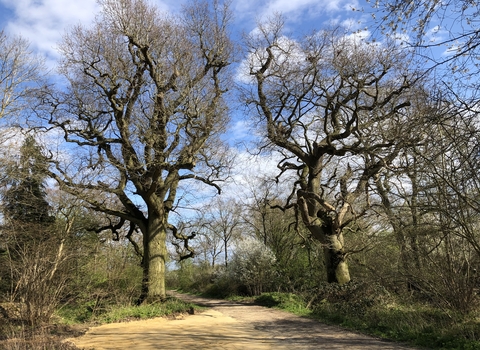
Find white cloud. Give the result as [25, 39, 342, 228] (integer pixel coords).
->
[344, 28, 371, 43]
[0, 0, 99, 66]
[0, 0, 183, 68]
[341, 17, 364, 31]
[425, 24, 448, 45]
[232, 0, 359, 30]
[261, 0, 349, 18]
[236, 34, 306, 84]
[0, 126, 23, 160]
[221, 149, 287, 200]
[388, 32, 410, 45]
[343, 0, 360, 11]
[229, 119, 252, 143]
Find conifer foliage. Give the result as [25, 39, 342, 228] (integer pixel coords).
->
[3, 135, 53, 226]
[0, 136, 62, 326]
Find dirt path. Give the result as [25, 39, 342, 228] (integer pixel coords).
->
[66, 292, 418, 350]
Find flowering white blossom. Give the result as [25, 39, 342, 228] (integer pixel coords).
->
[228, 237, 276, 295]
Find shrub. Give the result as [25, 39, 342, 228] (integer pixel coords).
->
[227, 238, 277, 296]
[310, 280, 390, 316]
[94, 297, 201, 323]
[255, 292, 309, 314]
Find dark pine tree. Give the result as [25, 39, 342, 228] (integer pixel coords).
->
[3, 135, 53, 225]
[0, 136, 54, 295]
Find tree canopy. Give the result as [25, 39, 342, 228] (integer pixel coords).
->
[43, 0, 234, 302]
[243, 18, 430, 284]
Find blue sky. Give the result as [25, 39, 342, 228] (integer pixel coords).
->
[0, 0, 371, 151]
[0, 0, 366, 68]
[0, 0, 371, 209]
[0, 0, 463, 222]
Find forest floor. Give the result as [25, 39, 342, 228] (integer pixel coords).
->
[65, 291, 419, 350]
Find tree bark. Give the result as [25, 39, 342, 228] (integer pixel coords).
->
[313, 209, 352, 285]
[323, 232, 350, 284]
[306, 218, 351, 285]
[138, 214, 168, 304]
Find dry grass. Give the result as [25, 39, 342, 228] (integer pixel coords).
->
[0, 319, 86, 350]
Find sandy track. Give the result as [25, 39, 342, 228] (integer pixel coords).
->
[66, 291, 417, 350]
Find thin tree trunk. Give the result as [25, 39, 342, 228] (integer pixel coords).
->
[224, 239, 228, 267]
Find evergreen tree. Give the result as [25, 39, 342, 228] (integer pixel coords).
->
[3, 135, 53, 225]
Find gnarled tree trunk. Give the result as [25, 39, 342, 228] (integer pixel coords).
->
[138, 214, 168, 303]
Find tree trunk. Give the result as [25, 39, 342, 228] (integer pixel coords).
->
[300, 186, 351, 285]
[323, 232, 351, 284]
[138, 214, 168, 304]
[306, 219, 351, 285]
[224, 239, 228, 267]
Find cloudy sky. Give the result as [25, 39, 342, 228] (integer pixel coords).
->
[0, 0, 369, 207]
[0, 0, 370, 144]
[0, 0, 366, 67]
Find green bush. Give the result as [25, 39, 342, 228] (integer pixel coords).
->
[94, 298, 201, 323]
[309, 282, 480, 350]
[203, 271, 240, 298]
[254, 292, 309, 315]
[308, 280, 390, 316]
[166, 260, 220, 295]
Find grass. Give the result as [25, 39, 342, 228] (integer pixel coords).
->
[94, 298, 203, 323]
[253, 292, 311, 316]
[0, 297, 204, 350]
[308, 298, 480, 350]
[228, 291, 480, 350]
[348, 304, 479, 350]
[56, 296, 203, 325]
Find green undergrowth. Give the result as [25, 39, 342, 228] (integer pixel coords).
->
[312, 301, 480, 350]
[56, 297, 203, 325]
[228, 289, 480, 350]
[253, 292, 311, 316]
[303, 281, 480, 349]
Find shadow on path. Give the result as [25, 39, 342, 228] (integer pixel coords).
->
[67, 291, 418, 350]
[168, 291, 418, 350]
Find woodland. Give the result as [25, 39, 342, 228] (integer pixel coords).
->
[1, 0, 480, 349]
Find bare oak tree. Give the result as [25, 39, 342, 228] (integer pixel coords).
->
[372, 0, 480, 91]
[0, 30, 45, 121]
[44, 0, 233, 302]
[202, 196, 243, 267]
[243, 18, 422, 284]
[0, 31, 46, 188]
